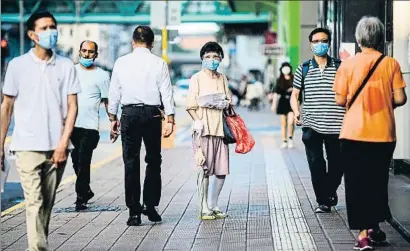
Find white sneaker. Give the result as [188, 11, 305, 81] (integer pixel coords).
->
[288, 139, 294, 148]
[280, 142, 288, 149]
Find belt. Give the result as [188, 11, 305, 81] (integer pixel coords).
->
[122, 103, 161, 108]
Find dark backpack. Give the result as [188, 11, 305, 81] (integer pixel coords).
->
[299, 58, 341, 104]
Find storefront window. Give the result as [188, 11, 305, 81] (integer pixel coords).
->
[326, 1, 336, 56]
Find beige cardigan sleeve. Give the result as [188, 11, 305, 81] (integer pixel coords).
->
[223, 75, 232, 103]
[186, 74, 199, 110]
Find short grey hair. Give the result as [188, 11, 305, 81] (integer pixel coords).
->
[355, 16, 385, 49]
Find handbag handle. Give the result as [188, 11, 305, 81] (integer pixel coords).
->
[348, 54, 385, 110]
[223, 106, 237, 117]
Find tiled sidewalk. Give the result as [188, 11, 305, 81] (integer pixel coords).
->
[282, 137, 410, 251]
[1, 111, 410, 251]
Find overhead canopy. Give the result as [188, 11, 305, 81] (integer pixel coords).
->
[221, 0, 278, 35]
[1, 0, 272, 24]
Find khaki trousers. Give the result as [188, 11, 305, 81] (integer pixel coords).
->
[16, 151, 65, 251]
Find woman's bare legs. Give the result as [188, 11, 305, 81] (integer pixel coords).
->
[287, 112, 295, 148]
[280, 115, 288, 148]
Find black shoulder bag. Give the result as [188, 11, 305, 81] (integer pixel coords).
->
[222, 77, 236, 144]
[347, 54, 385, 110]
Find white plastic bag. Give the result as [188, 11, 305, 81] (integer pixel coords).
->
[198, 93, 228, 109]
[1, 152, 15, 193]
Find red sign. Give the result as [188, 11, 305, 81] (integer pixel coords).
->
[339, 49, 351, 60]
[338, 43, 356, 61]
[1, 39, 7, 48]
[264, 31, 277, 44]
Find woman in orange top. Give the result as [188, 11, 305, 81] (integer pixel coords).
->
[334, 16, 407, 251]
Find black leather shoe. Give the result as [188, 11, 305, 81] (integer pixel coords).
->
[142, 207, 162, 223]
[85, 190, 95, 203]
[75, 190, 95, 205]
[126, 215, 142, 226]
[75, 202, 88, 211]
[330, 195, 338, 207]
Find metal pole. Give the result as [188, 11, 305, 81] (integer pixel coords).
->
[162, 28, 168, 62]
[74, 1, 81, 61]
[19, 0, 24, 55]
[162, 0, 168, 64]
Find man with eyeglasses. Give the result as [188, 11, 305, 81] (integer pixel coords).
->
[290, 27, 345, 213]
[71, 40, 110, 211]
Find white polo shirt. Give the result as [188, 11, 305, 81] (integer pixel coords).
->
[2, 49, 81, 151]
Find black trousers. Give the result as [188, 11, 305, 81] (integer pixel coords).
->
[121, 106, 162, 216]
[70, 127, 100, 201]
[302, 127, 344, 205]
[341, 139, 395, 230]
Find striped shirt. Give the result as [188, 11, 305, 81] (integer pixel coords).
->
[293, 56, 345, 134]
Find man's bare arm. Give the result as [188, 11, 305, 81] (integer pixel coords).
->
[290, 88, 301, 114]
[59, 94, 78, 149]
[1, 95, 15, 151]
[102, 98, 110, 119]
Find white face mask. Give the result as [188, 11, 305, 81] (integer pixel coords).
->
[281, 66, 291, 75]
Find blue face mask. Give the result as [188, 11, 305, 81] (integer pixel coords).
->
[36, 29, 58, 49]
[312, 42, 329, 57]
[202, 59, 220, 71]
[79, 57, 94, 68]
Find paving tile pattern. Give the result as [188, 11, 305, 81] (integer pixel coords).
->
[263, 138, 316, 251]
[282, 134, 410, 251]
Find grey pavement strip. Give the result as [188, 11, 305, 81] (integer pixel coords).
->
[264, 139, 317, 251]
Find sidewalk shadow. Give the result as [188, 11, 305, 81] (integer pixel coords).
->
[53, 205, 123, 213]
[1, 182, 24, 211]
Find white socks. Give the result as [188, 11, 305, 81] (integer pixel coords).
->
[197, 169, 211, 215]
[197, 172, 226, 215]
[201, 177, 211, 213]
[209, 176, 226, 210]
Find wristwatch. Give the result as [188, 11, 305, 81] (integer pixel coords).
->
[167, 113, 175, 125]
[109, 115, 118, 122]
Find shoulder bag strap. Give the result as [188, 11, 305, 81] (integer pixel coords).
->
[301, 60, 311, 90]
[333, 58, 342, 70]
[348, 54, 385, 110]
[221, 76, 237, 116]
[299, 60, 311, 103]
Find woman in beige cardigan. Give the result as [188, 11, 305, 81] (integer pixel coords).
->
[186, 42, 231, 220]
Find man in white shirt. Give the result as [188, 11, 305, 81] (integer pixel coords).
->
[0, 11, 80, 251]
[108, 26, 175, 226]
[72, 40, 110, 211]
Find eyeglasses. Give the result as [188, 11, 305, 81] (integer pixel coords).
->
[204, 55, 221, 60]
[311, 39, 329, 44]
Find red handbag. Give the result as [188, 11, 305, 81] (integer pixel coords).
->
[224, 108, 255, 154]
